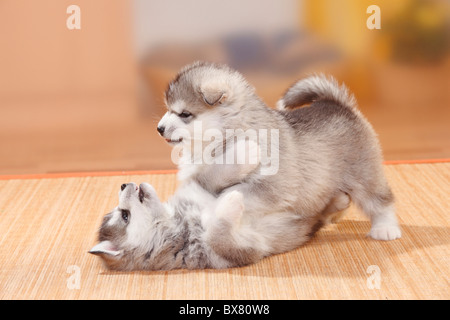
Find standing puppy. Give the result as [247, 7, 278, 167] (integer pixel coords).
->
[157, 61, 401, 240]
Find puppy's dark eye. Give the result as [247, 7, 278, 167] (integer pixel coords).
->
[121, 209, 130, 223]
[179, 111, 192, 118]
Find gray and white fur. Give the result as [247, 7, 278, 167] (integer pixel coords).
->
[90, 62, 401, 271]
[89, 182, 341, 270]
[157, 62, 401, 241]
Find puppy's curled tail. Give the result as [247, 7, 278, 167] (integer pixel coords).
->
[276, 74, 357, 110]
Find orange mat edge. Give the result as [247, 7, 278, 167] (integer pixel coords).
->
[0, 158, 449, 180]
[383, 158, 450, 165]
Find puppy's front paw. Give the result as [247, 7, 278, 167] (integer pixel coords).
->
[216, 191, 244, 226]
[369, 224, 402, 241]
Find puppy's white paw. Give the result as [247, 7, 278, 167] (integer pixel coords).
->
[216, 191, 244, 226]
[222, 190, 244, 203]
[369, 224, 402, 241]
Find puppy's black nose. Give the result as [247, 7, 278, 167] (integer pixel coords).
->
[157, 126, 165, 135]
[121, 183, 127, 191]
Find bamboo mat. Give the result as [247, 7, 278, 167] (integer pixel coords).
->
[0, 163, 448, 300]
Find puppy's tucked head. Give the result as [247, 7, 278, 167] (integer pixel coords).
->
[89, 183, 164, 270]
[157, 61, 254, 145]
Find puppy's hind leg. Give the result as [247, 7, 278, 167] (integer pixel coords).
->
[367, 202, 401, 241]
[206, 191, 263, 267]
[353, 187, 401, 241]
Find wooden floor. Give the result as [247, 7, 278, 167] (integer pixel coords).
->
[0, 162, 448, 300]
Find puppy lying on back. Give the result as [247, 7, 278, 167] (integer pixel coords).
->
[90, 182, 349, 270]
[157, 62, 401, 241]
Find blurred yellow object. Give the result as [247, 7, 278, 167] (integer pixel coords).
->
[415, 3, 444, 30]
[301, 0, 409, 58]
[301, 0, 449, 64]
[299, 0, 450, 103]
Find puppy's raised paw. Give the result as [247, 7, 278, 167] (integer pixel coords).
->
[216, 191, 244, 227]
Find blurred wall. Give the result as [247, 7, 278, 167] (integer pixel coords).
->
[133, 0, 299, 58]
[0, 0, 135, 97]
[0, 0, 137, 132]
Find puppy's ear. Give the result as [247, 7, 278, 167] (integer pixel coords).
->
[89, 240, 122, 258]
[200, 89, 226, 106]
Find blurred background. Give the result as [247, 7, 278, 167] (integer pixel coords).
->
[0, 0, 449, 175]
